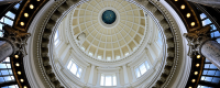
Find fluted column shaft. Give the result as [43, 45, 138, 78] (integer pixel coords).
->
[200, 40, 220, 69]
[0, 40, 13, 62]
[122, 65, 129, 85]
[130, 67, 136, 82]
[60, 45, 71, 63]
[88, 65, 95, 85]
[116, 72, 120, 86]
[184, 25, 220, 69]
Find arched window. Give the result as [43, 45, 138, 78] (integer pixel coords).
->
[157, 31, 163, 46]
[67, 61, 82, 78]
[100, 74, 117, 86]
[54, 31, 60, 46]
[135, 61, 150, 78]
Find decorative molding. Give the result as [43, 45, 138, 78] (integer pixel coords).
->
[25, 0, 189, 88]
[184, 25, 211, 56]
[131, 0, 183, 87]
[2, 25, 31, 56]
[65, 2, 164, 67]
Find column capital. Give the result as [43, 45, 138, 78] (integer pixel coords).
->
[1, 25, 30, 56]
[184, 25, 211, 57]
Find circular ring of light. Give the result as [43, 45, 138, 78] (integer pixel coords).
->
[98, 7, 120, 29]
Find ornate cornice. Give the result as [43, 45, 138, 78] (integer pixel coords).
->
[29, 0, 67, 87]
[132, 0, 182, 87]
[25, 0, 189, 88]
[2, 25, 30, 56]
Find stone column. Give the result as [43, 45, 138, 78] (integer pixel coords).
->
[88, 65, 95, 85]
[184, 25, 220, 69]
[200, 40, 220, 69]
[60, 45, 71, 63]
[188, 0, 220, 9]
[0, 40, 13, 62]
[96, 72, 101, 86]
[122, 65, 129, 85]
[130, 67, 136, 82]
[116, 71, 120, 86]
[0, 25, 30, 62]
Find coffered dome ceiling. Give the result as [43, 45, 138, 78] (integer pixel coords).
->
[25, 0, 190, 87]
[67, 0, 148, 61]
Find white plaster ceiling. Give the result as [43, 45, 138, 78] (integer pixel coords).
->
[69, 0, 147, 61]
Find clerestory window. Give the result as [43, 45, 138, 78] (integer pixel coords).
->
[135, 61, 150, 78]
[67, 61, 82, 78]
[54, 31, 59, 46]
[100, 74, 117, 86]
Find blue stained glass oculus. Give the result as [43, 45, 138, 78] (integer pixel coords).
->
[102, 10, 116, 24]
